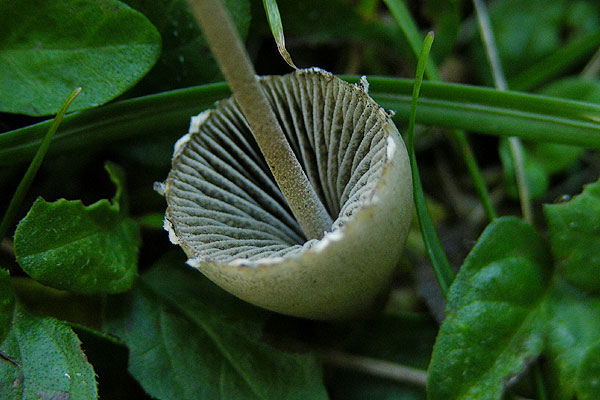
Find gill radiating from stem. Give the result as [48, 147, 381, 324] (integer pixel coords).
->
[186, 0, 333, 240]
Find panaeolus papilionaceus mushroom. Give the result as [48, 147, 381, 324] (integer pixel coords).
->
[155, 68, 412, 319]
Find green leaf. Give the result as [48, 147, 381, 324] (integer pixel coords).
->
[124, 0, 250, 93]
[576, 340, 600, 400]
[0, 303, 97, 399]
[0, 0, 161, 116]
[544, 178, 600, 294]
[0, 269, 15, 344]
[428, 217, 551, 400]
[544, 278, 600, 399]
[104, 253, 328, 400]
[14, 163, 140, 295]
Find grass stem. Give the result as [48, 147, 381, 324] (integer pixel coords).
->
[473, 0, 533, 224]
[320, 349, 428, 387]
[383, 0, 497, 222]
[407, 32, 455, 298]
[186, 0, 332, 240]
[0, 88, 81, 241]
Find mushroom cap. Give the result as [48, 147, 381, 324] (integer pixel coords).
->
[158, 68, 412, 319]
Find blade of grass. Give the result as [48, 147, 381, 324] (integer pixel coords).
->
[262, 0, 296, 69]
[0, 88, 82, 240]
[509, 30, 600, 91]
[383, 0, 497, 221]
[407, 32, 454, 298]
[472, 0, 532, 224]
[3, 79, 600, 166]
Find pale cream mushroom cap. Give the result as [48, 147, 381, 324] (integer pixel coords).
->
[157, 68, 412, 320]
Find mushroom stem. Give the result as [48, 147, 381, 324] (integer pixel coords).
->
[186, 0, 333, 240]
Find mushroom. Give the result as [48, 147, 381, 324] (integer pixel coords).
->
[156, 68, 413, 319]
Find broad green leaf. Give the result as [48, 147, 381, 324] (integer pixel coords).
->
[14, 163, 140, 295]
[104, 253, 328, 400]
[0, 269, 15, 344]
[263, 0, 296, 68]
[4, 77, 600, 166]
[544, 178, 600, 293]
[123, 0, 250, 93]
[0, 0, 161, 116]
[428, 217, 551, 400]
[0, 303, 97, 399]
[544, 278, 600, 399]
[577, 340, 600, 400]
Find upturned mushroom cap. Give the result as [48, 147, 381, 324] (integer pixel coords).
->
[156, 68, 413, 320]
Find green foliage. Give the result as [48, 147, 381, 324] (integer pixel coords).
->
[104, 253, 328, 400]
[499, 77, 600, 199]
[1, 0, 600, 398]
[0, 0, 161, 116]
[428, 218, 550, 400]
[544, 279, 600, 399]
[469, 0, 600, 84]
[0, 87, 81, 241]
[0, 269, 15, 344]
[577, 341, 600, 400]
[0, 304, 97, 399]
[14, 163, 140, 295]
[545, 179, 600, 293]
[499, 138, 550, 200]
[429, 180, 600, 399]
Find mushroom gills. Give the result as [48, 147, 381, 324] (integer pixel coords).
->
[159, 68, 413, 319]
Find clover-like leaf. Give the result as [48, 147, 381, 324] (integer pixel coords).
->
[0, 0, 161, 116]
[104, 253, 328, 400]
[0, 304, 97, 399]
[428, 217, 551, 400]
[14, 163, 140, 295]
[544, 178, 600, 293]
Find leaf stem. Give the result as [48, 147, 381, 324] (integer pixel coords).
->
[408, 32, 455, 298]
[319, 349, 428, 387]
[186, 0, 332, 240]
[0, 87, 81, 241]
[472, 0, 533, 224]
